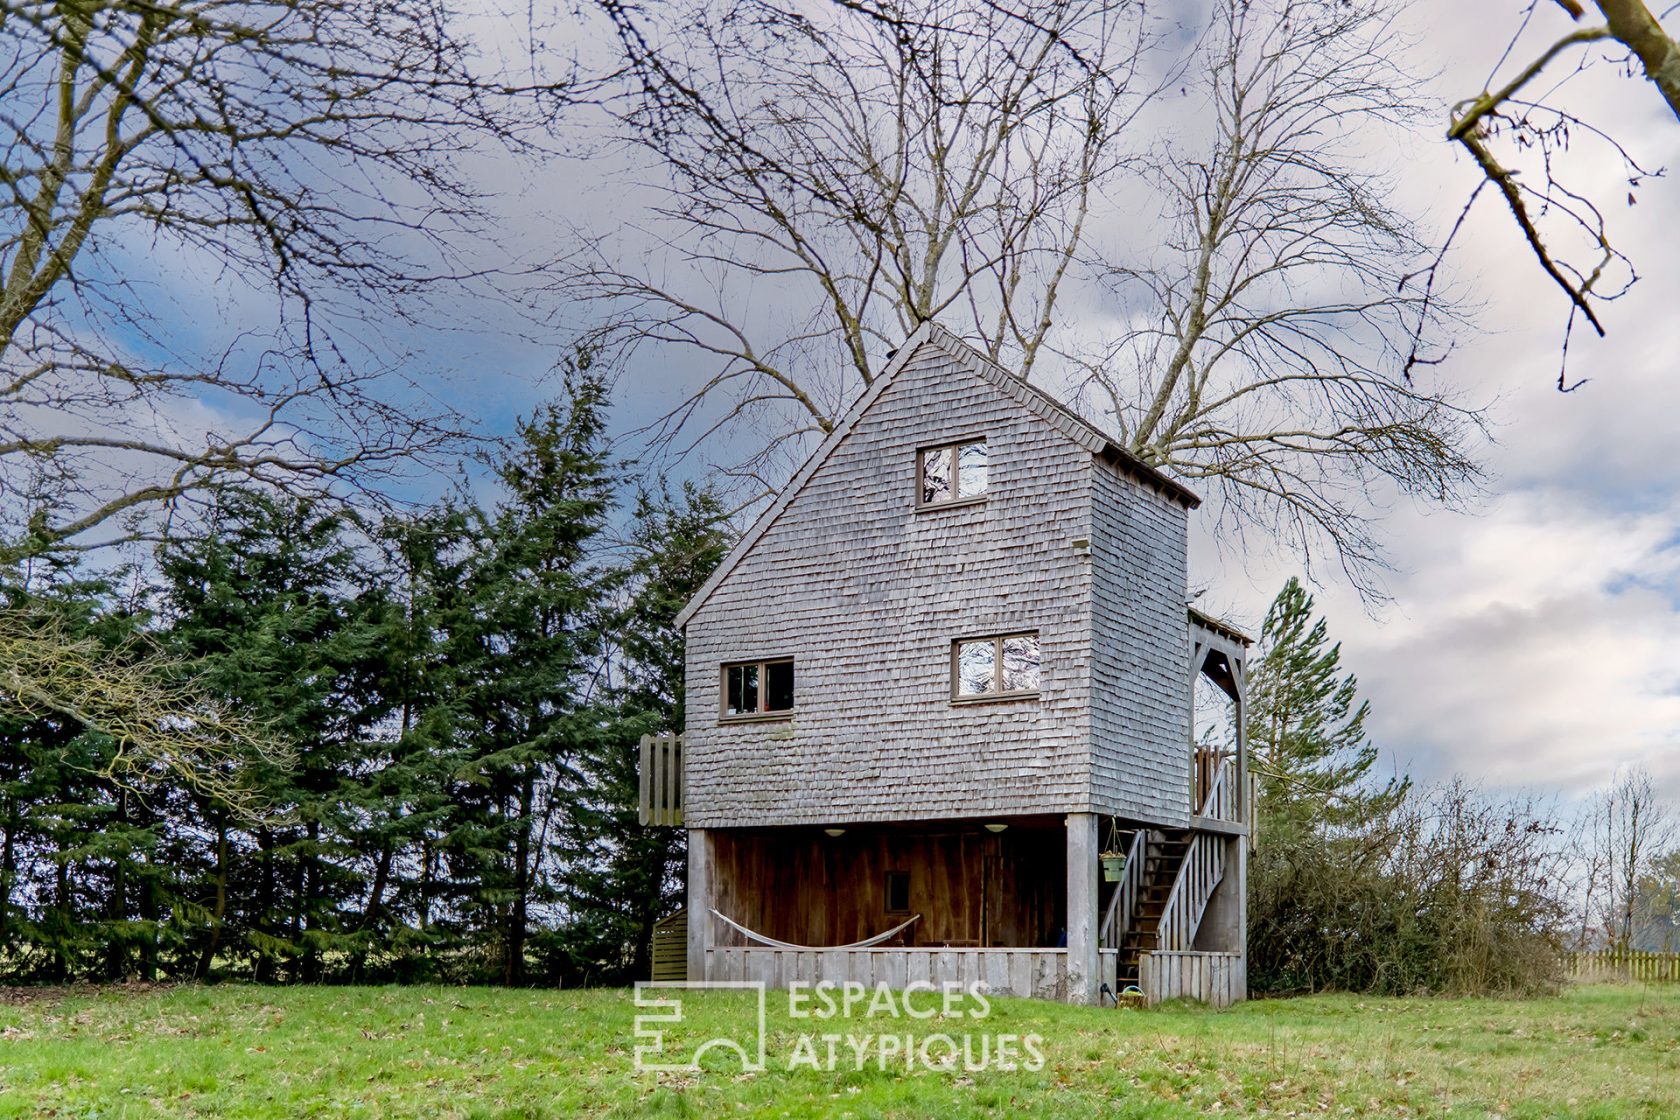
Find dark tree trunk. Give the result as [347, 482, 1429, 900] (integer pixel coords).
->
[506, 777, 534, 987]
[256, 827, 276, 983]
[0, 798, 16, 949]
[349, 843, 393, 982]
[196, 820, 229, 980]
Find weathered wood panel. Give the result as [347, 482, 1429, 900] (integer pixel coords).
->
[1137, 951, 1246, 1008]
[708, 824, 1064, 949]
[706, 947, 1069, 1000]
[1099, 948, 1119, 996]
[1089, 457, 1193, 826]
[638, 733, 683, 826]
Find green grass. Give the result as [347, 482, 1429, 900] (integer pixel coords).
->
[0, 982, 1676, 1118]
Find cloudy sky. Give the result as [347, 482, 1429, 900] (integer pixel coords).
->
[20, 1, 1675, 803]
[563, 0, 1680, 804]
[505, 0, 1680, 804]
[1211, 1, 1680, 803]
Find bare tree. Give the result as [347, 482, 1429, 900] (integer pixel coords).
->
[585, 0, 1483, 587]
[583, 0, 1154, 490]
[1080, 0, 1485, 591]
[1582, 765, 1677, 951]
[0, 0, 557, 552]
[0, 606, 289, 818]
[1445, 1, 1677, 365]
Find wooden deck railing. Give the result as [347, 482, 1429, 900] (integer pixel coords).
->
[638, 732, 683, 826]
[1195, 748, 1237, 821]
[1159, 763, 1228, 951]
[1099, 828, 1147, 950]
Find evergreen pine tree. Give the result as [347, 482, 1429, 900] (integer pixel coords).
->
[442, 372, 618, 984]
[1246, 576, 1406, 838]
[157, 489, 385, 980]
[548, 481, 729, 984]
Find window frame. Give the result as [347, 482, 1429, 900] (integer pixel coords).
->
[719, 657, 797, 722]
[950, 631, 1042, 704]
[916, 437, 989, 510]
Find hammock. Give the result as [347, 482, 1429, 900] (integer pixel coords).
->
[710, 908, 921, 950]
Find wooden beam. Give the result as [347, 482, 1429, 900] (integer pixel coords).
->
[687, 829, 712, 981]
[1065, 813, 1099, 1005]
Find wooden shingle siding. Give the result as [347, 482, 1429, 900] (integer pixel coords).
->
[684, 339, 1098, 826]
[1088, 460, 1192, 826]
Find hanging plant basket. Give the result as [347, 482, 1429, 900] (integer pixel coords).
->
[1100, 853, 1127, 882]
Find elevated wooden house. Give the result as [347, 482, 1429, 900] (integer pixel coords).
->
[641, 321, 1252, 1006]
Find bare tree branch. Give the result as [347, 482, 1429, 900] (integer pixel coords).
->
[1078, 0, 1486, 597]
[0, 0, 568, 552]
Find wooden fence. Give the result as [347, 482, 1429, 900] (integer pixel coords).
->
[1137, 950, 1246, 1008]
[1571, 949, 1680, 983]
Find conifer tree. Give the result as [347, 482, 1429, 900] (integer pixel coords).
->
[442, 372, 618, 984]
[1246, 576, 1406, 837]
[157, 489, 385, 980]
[548, 481, 729, 984]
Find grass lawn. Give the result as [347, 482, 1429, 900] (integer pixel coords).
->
[0, 982, 1676, 1119]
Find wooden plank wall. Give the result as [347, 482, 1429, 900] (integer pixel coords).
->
[1137, 951, 1245, 1007]
[707, 947, 1070, 1001]
[709, 824, 1065, 949]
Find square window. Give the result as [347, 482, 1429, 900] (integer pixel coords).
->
[765, 659, 795, 712]
[953, 633, 1040, 700]
[918, 440, 986, 506]
[722, 659, 794, 719]
[725, 663, 759, 716]
[958, 442, 988, 497]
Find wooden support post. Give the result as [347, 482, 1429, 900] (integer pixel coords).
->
[1233, 658, 1248, 830]
[687, 828, 711, 982]
[1065, 812, 1099, 1005]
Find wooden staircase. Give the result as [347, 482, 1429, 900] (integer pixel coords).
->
[1102, 754, 1236, 993]
[1107, 829, 1193, 990]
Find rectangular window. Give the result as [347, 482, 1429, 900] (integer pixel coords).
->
[723, 659, 795, 718]
[952, 633, 1040, 699]
[919, 439, 987, 506]
[884, 871, 910, 914]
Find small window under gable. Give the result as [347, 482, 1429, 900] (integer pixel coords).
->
[952, 633, 1040, 701]
[919, 439, 987, 506]
[722, 658, 795, 719]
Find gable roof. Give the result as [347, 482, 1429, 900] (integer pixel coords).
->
[674, 321, 1200, 628]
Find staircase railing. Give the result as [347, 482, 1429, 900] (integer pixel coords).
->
[1158, 764, 1228, 950]
[1099, 828, 1147, 950]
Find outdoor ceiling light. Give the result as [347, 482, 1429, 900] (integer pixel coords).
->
[984, 822, 1008, 833]
[823, 827, 846, 837]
